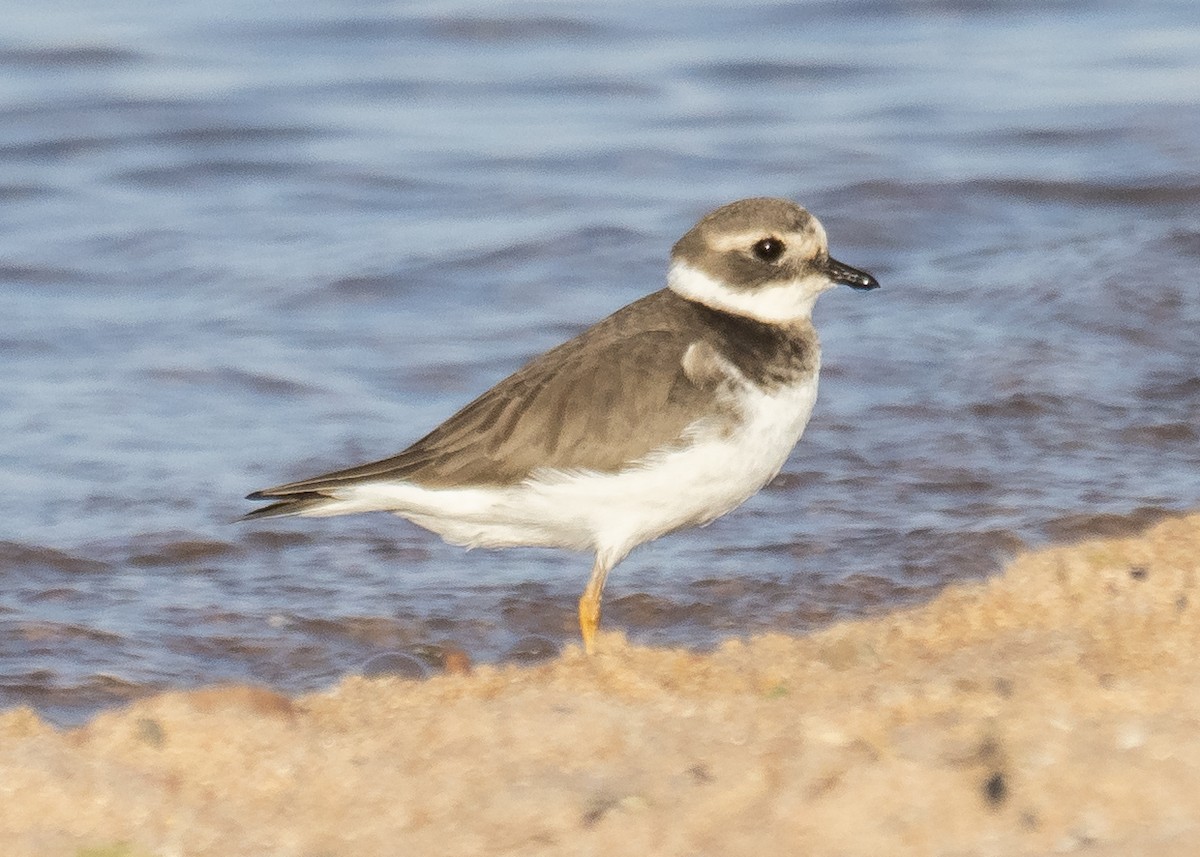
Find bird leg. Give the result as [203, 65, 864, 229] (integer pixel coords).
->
[578, 551, 614, 655]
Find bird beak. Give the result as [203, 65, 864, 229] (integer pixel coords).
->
[824, 256, 879, 291]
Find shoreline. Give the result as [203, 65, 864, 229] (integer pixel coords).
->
[2, 511, 1199, 856]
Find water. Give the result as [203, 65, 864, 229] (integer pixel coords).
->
[2, 0, 1198, 724]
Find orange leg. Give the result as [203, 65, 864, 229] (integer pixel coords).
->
[578, 551, 615, 655]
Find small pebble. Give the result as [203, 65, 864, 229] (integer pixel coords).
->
[442, 648, 472, 675]
[983, 771, 1007, 807]
[135, 717, 165, 748]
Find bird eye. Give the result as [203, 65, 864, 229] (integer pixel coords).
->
[751, 237, 785, 262]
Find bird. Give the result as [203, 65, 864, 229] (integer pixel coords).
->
[244, 198, 879, 655]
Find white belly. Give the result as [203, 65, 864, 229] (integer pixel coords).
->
[331, 373, 821, 560]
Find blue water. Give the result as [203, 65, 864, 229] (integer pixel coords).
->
[2, 0, 1199, 723]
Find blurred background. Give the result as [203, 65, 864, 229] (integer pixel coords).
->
[1, 0, 1198, 724]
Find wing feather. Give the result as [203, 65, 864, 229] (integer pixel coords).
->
[249, 293, 717, 498]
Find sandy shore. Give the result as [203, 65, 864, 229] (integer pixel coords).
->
[2, 512, 1199, 856]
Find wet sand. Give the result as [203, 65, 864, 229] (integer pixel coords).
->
[3, 511, 1199, 856]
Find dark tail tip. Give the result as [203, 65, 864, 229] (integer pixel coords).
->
[241, 492, 332, 521]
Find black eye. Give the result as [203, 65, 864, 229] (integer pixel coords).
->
[751, 237, 785, 262]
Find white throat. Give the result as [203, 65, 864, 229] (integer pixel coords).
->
[667, 261, 831, 324]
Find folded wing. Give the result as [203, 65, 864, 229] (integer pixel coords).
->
[245, 306, 718, 519]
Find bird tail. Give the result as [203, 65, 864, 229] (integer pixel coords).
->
[241, 491, 341, 521]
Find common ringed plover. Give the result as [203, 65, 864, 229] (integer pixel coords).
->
[245, 197, 879, 654]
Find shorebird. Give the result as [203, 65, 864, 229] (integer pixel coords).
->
[245, 198, 879, 654]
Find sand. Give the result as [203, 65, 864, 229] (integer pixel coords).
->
[2, 511, 1199, 856]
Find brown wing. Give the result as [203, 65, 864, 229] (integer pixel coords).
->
[249, 305, 716, 498]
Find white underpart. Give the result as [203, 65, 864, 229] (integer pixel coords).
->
[667, 261, 835, 324]
[310, 357, 821, 566]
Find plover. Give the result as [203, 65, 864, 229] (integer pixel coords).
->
[245, 198, 878, 654]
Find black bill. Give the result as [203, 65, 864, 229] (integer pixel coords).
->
[825, 256, 880, 291]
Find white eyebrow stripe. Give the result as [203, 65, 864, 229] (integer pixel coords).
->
[708, 226, 827, 258]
